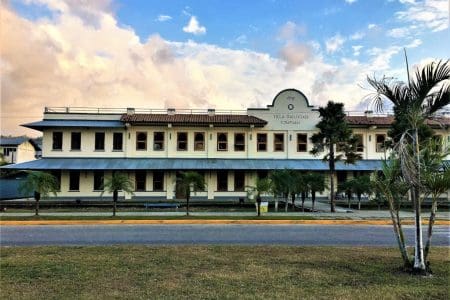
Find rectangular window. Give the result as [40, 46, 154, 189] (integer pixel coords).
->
[355, 134, 364, 152]
[135, 170, 146, 191]
[136, 132, 147, 150]
[234, 133, 245, 151]
[153, 171, 164, 191]
[217, 133, 228, 151]
[432, 135, 443, 152]
[297, 134, 307, 152]
[69, 171, 80, 191]
[234, 171, 245, 191]
[93, 171, 104, 191]
[194, 132, 205, 151]
[50, 170, 61, 191]
[257, 133, 267, 152]
[71, 132, 81, 150]
[177, 132, 188, 151]
[376, 134, 386, 152]
[113, 132, 123, 151]
[217, 171, 228, 191]
[95, 132, 105, 151]
[274, 133, 284, 152]
[52, 132, 63, 150]
[153, 132, 165, 151]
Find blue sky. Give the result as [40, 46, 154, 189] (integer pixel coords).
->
[2, 0, 449, 136]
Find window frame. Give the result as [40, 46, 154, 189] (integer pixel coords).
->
[52, 131, 63, 151]
[70, 132, 81, 151]
[217, 171, 228, 191]
[234, 171, 245, 191]
[95, 132, 105, 151]
[234, 133, 245, 152]
[153, 132, 165, 151]
[113, 132, 123, 151]
[153, 171, 164, 191]
[135, 170, 146, 191]
[297, 133, 307, 152]
[375, 134, 386, 153]
[136, 132, 147, 151]
[354, 134, 364, 153]
[177, 132, 188, 151]
[273, 133, 285, 152]
[93, 171, 104, 191]
[194, 132, 205, 151]
[69, 171, 80, 191]
[217, 132, 228, 151]
[257, 133, 267, 152]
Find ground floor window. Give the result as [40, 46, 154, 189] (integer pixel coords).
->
[93, 171, 104, 191]
[135, 170, 146, 191]
[153, 171, 164, 191]
[50, 170, 61, 191]
[217, 171, 228, 191]
[69, 171, 80, 191]
[234, 171, 245, 191]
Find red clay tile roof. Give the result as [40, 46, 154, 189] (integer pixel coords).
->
[345, 116, 450, 128]
[121, 114, 267, 127]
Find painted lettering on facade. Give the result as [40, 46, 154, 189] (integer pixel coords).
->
[273, 113, 309, 125]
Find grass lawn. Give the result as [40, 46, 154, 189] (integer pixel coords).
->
[1, 246, 448, 299]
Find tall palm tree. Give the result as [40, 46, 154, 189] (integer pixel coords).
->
[270, 169, 297, 212]
[310, 101, 361, 212]
[368, 57, 450, 274]
[305, 172, 326, 211]
[176, 171, 205, 216]
[101, 172, 134, 217]
[19, 171, 59, 216]
[346, 175, 372, 210]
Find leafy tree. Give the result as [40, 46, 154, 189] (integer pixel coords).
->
[305, 172, 326, 211]
[339, 180, 353, 208]
[270, 169, 297, 212]
[294, 173, 309, 212]
[345, 175, 372, 210]
[310, 101, 361, 212]
[247, 177, 272, 216]
[176, 171, 205, 216]
[19, 171, 59, 216]
[101, 172, 134, 217]
[368, 57, 450, 274]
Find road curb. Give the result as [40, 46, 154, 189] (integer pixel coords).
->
[1, 219, 449, 226]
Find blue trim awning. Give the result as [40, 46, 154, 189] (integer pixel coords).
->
[1, 158, 383, 171]
[23, 120, 124, 131]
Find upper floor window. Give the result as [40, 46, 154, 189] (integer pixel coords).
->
[71, 132, 81, 151]
[93, 171, 104, 191]
[274, 133, 284, 152]
[355, 134, 364, 152]
[52, 132, 63, 150]
[135, 170, 146, 191]
[194, 132, 205, 151]
[153, 132, 165, 151]
[234, 133, 245, 151]
[376, 134, 386, 153]
[113, 132, 123, 151]
[153, 171, 164, 191]
[217, 133, 228, 151]
[136, 132, 147, 150]
[69, 171, 80, 191]
[3, 147, 16, 156]
[257, 133, 267, 152]
[95, 132, 105, 151]
[177, 132, 188, 151]
[297, 134, 307, 152]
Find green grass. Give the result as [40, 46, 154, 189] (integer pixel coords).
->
[1, 246, 448, 299]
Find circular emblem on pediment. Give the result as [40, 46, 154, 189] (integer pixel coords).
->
[288, 104, 294, 110]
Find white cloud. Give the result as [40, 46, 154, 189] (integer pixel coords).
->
[156, 15, 172, 22]
[278, 21, 306, 41]
[352, 45, 363, 56]
[183, 16, 206, 35]
[396, 0, 448, 32]
[235, 34, 247, 44]
[350, 31, 365, 40]
[368, 23, 377, 29]
[406, 38, 422, 48]
[386, 27, 410, 38]
[345, 0, 358, 4]
[325, 34, 345, 53]
[279, 42, 312, 70]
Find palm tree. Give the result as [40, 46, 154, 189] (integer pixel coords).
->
[346, 175, 372, 210]
[270, 169, 297, 212]
[305, 172, 326, 211]
[339, 180, 353, 208]
[176, 171, 205, 216]
[368, 57, 450, 274]
[294, 173, 308, 212]
[19, 171, 59, 216]
[101, 172, 134, 217]
[310, 101, 361, 212]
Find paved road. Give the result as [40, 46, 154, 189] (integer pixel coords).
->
[1, 224, 449, 246]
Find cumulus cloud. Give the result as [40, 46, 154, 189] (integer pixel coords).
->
[349, 31, 365, 40]
[277, 21, 306, 41]
[0, 2, 423, 137]
[183, 16, 206, 35]
[345, 0, 358, 4]
[352, 45, 363, 56]
[396, 0, 448, 32]
[325, 34, 345, 53]
[156, 15, 172, 22]
[387, 27, 410, 38]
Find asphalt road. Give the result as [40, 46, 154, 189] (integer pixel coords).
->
[1, 224, 449, 247]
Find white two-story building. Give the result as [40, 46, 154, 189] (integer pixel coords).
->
[4, 89, 449, 201]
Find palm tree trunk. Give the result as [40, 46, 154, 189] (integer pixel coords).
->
[301, 192, 305, 212]
[424, 198, 438, 262]
[186, 193, 190, 216]
[113, 190, 118, 217]
[386, 194, 411, 268]
[34, 191, 40, 216]
[312, 191, 316, 211]
[329, 145, 336, 213]
[257, 196, 261, 217]
[358, 194, 361, 210]
[284, 194, 288, 212]
[291, 193, 295, 211]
